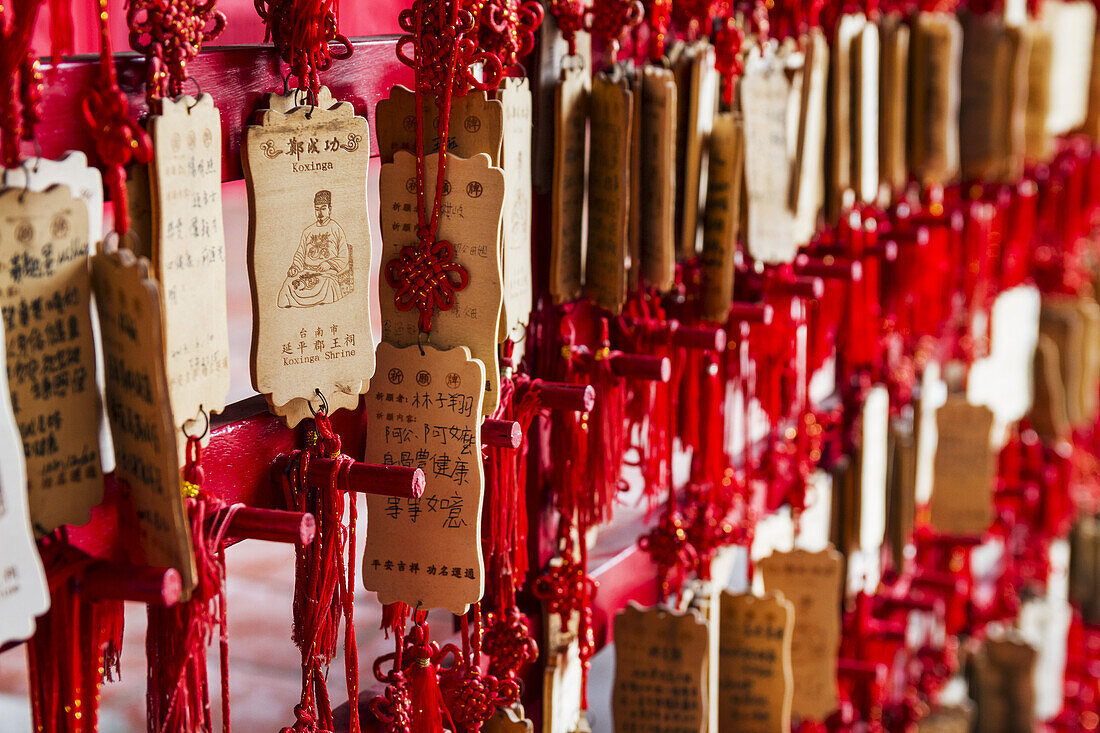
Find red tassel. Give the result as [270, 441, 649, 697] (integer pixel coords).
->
[405, 621, 450, 733]
[28, 544, 124, 733]
[146, 494, 236, 733]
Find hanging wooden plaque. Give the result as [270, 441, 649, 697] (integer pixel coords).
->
[1024, 22, 1054, 162]
[376, 86, 504, 165]
[971, 635, 1037, 733]
[550, 66, 589, 305]
[790, 29, 828, 244]
[627, 67, 643, 292]
[1042, 0, 1097, 137]
[0, 314, 50, 644]
[851, 21, 881, 204]
[929, 395, 995, 536]
[860, 386, 889, 553]
[742, 50, 796, 264]
[499, 77, 534, 361]
[612, 603, 709, 733]
[718, 591, 794, 733]
[828, 14, 865, 218]
[243, 99, 375, 427]
[675, 41, 719, 259]
[701, 112, 744, 323]
[92, 244, 195, 593]
[362, 342, 486, 613]
[149, 94, 231, 453]
[879, 14, 910, 197]
[1031, 333, 1070, 440]
[484, 704, 534, 733]
[758, 546, 843, 722]
[585, 72, 632, 314]
[3, 152, 114, 473]
[959, 12, 1012, 181]
[0, 185, 104, 534]
[640, 65, 678, 292]
[909, 12, 963, 185]
[379, 151, 504, 416]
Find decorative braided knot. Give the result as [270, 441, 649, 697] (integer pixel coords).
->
[478, 0, 545, 68]
[586, 0, 644, 49]
[439, 664, 520, 729]
[127, 0, 226, 100]
[385, 240, 470, 333]
[637, 512, 697, 596]
[482, 608, 539, 680]
[397, 0, 503, 97]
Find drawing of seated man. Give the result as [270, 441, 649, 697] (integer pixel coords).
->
[277, 189, 354, 308]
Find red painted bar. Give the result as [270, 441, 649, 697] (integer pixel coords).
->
[516, 380, 596, 413]
[483, 418, 523, 449]
[214, 507, 316, 545]
[271, 455, 426, 499]
[794, 254, 864, 281]
[727, 302, 774, 324]
[83, 563, 182, 606]
[608, 353, 671, 382]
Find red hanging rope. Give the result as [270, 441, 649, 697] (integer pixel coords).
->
[80, 0, 152, 237]
[279, 412, 359, 733]
[0, 0, 45, 168]
[255, 0, 352, 95]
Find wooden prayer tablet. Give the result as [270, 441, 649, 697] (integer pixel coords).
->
[499, 77, 535, 361]
[859, 385, 889, 552]
[362, 342, 486, 613]
[959, 12, 1014, 182]
[640, 65, 678, 293]
[700, 111, 744, 324]
[484, 704, 534, 733]
[0, 185, 104, 535]
[909, 12, 963, 186]
[878, 14, 910, 198]
[929, 395, 995, 536]
[1024, 22, 1054, 163]
[260, 86, 337, 115]
[243, 98, 376, 427]
[379, 151, 505, 416]
[585, 72, 633, 315]
[742, 48, 796, 264]
[149, 94, 231, 454]
[2, 152, 115, 474]
[758, 546, 843, 722]
[851, 19, 880, 205]
[790, 28, 828, 244]
[612, 603, 709, 733]
[828, 14, 864, 219]
[0, 311, 50, 644]
[971, 634, 1037, 733]
[376, 85, 504, 165]
[674, 41, 719, 260]
[718, 591, 794, 733]
[550, 66, 589, 305]
[1042, 0, 1097, 137]
[92, 244, 196, 594]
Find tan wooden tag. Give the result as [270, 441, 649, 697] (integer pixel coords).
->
[1031, 333, 1070, 440]
[959, 12, 1012, 181]
[0, 185, 104, 534]
[484, 704, 533, 733]
[612, 603, 709, 733]
[542, 631, 588, 733]
[929, 395, 995, 536]
[627, 66, 643, 293]
[261, 86, 337, 115]
[379, 151, 504, 415]
[851, 21, 880, 204]
[3, 152, 115, 474]
[878, 14, 910, 198]
[909, 12, 963, 186]
[1042, 0, 1097, 136]
[362, 342, 485, 613]
[701, 112, 744, 323]
[885, 417, 917, 570]
[791, 29, 828, 244]
[1001, 26, 1031, 182]
[971, 635, 1037, 733]
[1024, 22, 1055, 163]
[584, 72, 632, 314]
[675, 41, 719, 259]
[0, 288, 51, 643]
[376, 85, 504, 165]
[718, 591, 794, 733]
[550, 66, 589, 305]
[640, 66, 678, 292]
[757, 546, 842, 721]
[1076, 298, 1100, 420]
[917, 704, 973, 732]
[859, 385, 889, 552]
[243, 100, 375, 427]
[827, 14, 865, 219]
[92, 244, 196, 593]
[148, 95, 231, 454]
[1040, 299, 1086, 424]
[742, 49, 796, 264]
[1086, 25, 1100, 139]
[499, 78, 534, 363]
[126, 164, 155, 259]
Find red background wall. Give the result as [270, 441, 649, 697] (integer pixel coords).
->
[32, 0, 406, 57]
